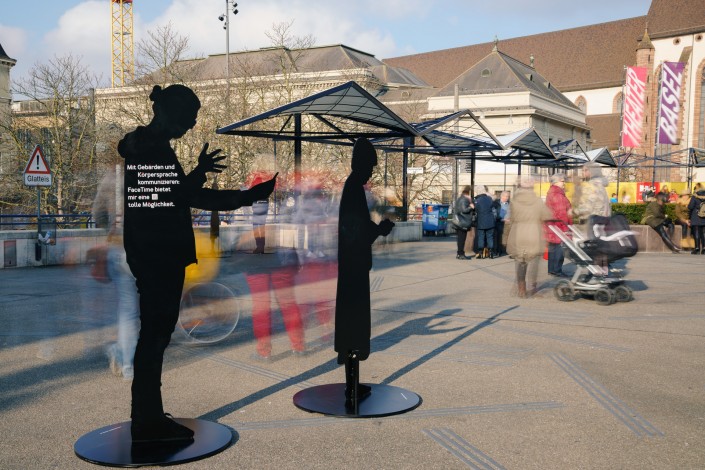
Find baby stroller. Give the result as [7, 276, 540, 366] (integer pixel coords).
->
[548, 214, 638, 305]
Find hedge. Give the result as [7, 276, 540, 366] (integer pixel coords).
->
[610, 203, 677, 225]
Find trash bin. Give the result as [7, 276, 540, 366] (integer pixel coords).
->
[421, 203, 449, 236]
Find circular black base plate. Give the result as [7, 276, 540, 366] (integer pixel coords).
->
[74, 418, 232, 467]
[293, 383, 421, 418]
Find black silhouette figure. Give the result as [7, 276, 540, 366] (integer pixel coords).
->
[118, 84, 276, 443]
[334, 138, 394, 409]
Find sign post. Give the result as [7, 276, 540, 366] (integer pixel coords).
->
[22, 145, 52, 260]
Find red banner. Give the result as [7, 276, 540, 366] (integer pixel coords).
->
[622, 66, 648, 148]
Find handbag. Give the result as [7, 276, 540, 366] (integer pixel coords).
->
[698, 201, 705, 218]
[87, 245, 111, 283]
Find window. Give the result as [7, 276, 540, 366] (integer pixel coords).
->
[613, 92, 624, 114]
[481, 69, 491, 78]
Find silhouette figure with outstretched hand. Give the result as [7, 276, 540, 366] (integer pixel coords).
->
[118, 84, 276, 443]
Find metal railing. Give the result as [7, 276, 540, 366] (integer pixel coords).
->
[0, 214, 95, 229]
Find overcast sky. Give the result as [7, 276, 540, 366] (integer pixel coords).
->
[1, 0, 650, 90]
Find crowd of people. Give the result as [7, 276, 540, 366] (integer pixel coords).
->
[451, 163, 705, 297]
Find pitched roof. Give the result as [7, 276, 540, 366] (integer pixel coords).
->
[0, 42, 16, 63]
[646, 0, 705, 38]
[384, 17, 646, 92]
[161, 44, 428, 88]
[435, 49, 577, 109]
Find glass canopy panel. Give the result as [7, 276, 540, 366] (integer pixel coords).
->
[216, 81, 416, 142]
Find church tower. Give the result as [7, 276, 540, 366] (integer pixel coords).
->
[0, 42, 16, 116]
[0, 41, 17, 177]
[634, 28, 655, 161]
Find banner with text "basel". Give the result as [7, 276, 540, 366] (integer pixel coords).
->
[622, 66, 647, 148]
[658, 61, 685, 145]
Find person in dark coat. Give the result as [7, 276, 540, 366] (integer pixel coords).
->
[334, 138, 394, 407]
[453, 185, 474, 259]
[687, 184, 705, 254]
[492, 191, 510, 257]
[119, 84, 276, 443]
[473, 185, 495, 258]
[642, 192, 680, 253]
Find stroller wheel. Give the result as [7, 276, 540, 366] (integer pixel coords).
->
[594, 287, 615, 306]
[554, 280, 576, 302]
[613, 285, 633, 302]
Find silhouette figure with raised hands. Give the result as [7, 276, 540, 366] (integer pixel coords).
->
[334, 138, 394, 409]
[118, 84, 276, 444]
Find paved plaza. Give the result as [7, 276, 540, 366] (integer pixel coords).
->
[1, 237, 704, 469]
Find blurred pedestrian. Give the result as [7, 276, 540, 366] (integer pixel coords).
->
[574, 163, 611, 273]
[675, 188, 692, 250]
[688, 183, 705, 255]
[250, 175, 270, 254]
[507, 176, 552, 298]
[544, 173, 572, 277]
[493, 191, 510, 257]
[93, 166, 139, 380]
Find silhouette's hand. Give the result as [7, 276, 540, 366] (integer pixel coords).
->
[198, 143, 227, 174]
[248, 172, 278, 202]
[379, 218, 395, 236]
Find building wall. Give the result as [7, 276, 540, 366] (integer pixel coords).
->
[564, 86, 623, 116]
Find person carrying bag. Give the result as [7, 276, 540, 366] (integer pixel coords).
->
[452, 185, 475, 259]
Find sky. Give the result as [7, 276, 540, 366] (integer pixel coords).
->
[1, 0, 651, 91]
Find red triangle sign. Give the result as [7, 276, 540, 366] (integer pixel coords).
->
[24, 145, 51, 174]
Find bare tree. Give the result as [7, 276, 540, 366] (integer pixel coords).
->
[1, 54, 106, 214]
[135, 22, 195, 88]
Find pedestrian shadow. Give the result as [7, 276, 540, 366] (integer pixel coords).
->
[380, 306, 517, 385]
[198, 304, 515, 422]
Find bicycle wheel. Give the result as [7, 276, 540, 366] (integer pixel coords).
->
[178, 282, 240, 344]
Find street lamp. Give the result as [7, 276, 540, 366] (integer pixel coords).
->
[218, 1, 239, 98]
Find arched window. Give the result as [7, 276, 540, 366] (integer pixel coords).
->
[613, 92, 624, 114]
[575, 96, 587, 113]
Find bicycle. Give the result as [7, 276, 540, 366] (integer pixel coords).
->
[176, 232, 243, 344]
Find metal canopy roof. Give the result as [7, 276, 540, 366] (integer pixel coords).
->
[411, 110, 502, 154]
[216, 81, 417, 142]
[373, 109, 504, 155]
[586, 147, 617, 167]
[524, 139, 590, 167]
[497, 128, 556, 160]
[460, 128, 556, 164]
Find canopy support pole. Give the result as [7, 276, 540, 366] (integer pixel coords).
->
[402, 137, 412, 222]
[294, 113, 302, 201]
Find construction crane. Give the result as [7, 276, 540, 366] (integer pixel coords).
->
[111, 0, 134, 87]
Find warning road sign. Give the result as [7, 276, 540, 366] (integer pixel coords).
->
[23, 145, 52, 187]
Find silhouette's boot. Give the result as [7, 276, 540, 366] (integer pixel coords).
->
[131, 414, 194, 444]
[657, 225, 681, 253]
